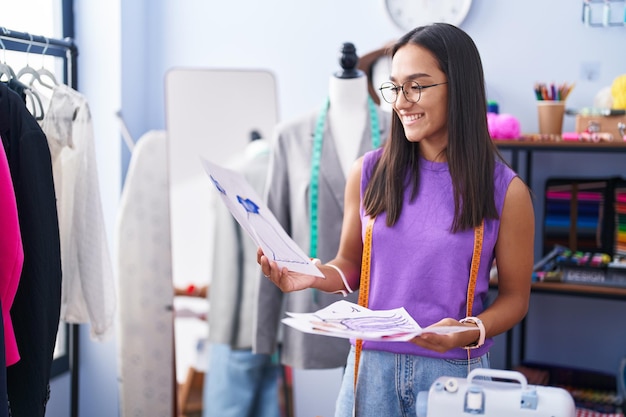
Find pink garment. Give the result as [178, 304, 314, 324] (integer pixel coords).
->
[0, 141, 23, 365]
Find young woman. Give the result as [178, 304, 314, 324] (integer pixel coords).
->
[258, 23, 535, 416]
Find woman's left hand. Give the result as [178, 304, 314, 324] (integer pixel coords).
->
[409, 318, 479, 353]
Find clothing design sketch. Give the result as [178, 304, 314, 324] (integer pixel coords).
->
[237, 195, 308, 265]
[311, 313, 415, 334]
[203, 162, 321, 277]
[283, 300, 472, 342]
[298, 300, 417, 337]
[209, 175, 257, 240]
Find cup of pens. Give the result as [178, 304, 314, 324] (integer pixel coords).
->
[535, 82, 574, 135]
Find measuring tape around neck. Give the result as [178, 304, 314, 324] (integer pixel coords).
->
[309, 96, 381, 260]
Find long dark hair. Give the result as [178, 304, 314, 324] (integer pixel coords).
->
[363, 23, 504, 232]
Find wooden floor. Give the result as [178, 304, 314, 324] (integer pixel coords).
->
[178, 367, 204, 417]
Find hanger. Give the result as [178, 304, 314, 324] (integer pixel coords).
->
[24, 87, 45, 121]
[17, 33, 54, 90]
[0, 33, 16, 82]
[13, 33, 46, 120]
[35, 37, 58, 88]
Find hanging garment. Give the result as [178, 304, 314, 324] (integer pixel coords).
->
[0, 123, 19, 417]
[4, 79, 26, 101]
[0, 81, 62, 417]
[40, 83, 116, 340]
[204, 138, 281, 417]
[253, 106, 390, 369]
[115, 130, 174, 417]
[209, 138, 271, 348]
[0, 135, 23, 366]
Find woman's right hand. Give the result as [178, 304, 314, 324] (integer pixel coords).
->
[257, 247, 319, 292]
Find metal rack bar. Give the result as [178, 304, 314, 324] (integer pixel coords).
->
[0, 27, 78, 89]
[0, 27, 75, 56]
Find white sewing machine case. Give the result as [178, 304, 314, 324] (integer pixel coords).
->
[416, 368, 576, 417]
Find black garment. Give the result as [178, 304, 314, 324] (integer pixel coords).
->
[2, 80, 26, 102]
[0, 83, 62, 417]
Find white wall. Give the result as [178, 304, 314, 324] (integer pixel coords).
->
[44, 0, 626, 416]
[135, 0, 623, 133]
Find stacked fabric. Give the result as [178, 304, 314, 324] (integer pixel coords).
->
[615, 188, 626, 258]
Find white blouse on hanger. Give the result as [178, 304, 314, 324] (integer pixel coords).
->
[40, 83, 116, 340]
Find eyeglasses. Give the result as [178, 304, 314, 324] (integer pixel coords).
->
[378, 81, 448, 104]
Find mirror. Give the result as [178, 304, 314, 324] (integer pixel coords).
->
[164, 68, 278, 395]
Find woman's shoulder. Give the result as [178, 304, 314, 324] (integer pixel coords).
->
[361, 147, 384, 178]
[492, 159, 522, 208]
[363, 147, 384, 165]
[494, 159, 517, 183]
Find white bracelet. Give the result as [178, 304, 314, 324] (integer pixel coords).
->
[459, 316, 485, 349]
[327, 263, 354, 297]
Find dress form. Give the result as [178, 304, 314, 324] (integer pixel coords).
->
[327, 42, 369, 178]
[253, 56, 391, 371]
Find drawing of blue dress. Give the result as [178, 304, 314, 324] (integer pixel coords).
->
[237, 195, 308, 265]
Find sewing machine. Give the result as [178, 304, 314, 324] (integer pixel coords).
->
[416, 368, 576, 417]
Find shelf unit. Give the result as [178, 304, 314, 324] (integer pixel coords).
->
[494, 140, 626, 184]
[492, 139, 626, 371]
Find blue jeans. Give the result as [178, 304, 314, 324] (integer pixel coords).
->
[335, 346, 490, 417]
[203, 344, 281, 417]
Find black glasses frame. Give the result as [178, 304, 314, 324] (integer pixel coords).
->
[378, 81, 448, 104]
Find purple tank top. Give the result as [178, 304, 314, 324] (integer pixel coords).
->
[359, 147, 516, 359]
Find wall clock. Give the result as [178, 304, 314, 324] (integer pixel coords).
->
[384, 0, 473, 32]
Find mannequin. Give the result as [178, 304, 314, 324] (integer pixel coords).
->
[328, 42, 369, 177]
[253, 42, 391, 416]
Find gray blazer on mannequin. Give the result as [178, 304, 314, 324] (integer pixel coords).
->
[253, 107, 390, 369]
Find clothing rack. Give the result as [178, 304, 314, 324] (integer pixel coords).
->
[0, 27, 80, 417]
[0, 27, 77, 89]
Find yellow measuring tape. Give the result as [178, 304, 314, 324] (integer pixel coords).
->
[466, 220, 485, 318]
[466, 220, 485, 367]
[354, 218, 485, 390]
[354, 216, 375, 390]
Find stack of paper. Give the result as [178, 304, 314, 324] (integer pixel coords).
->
[283, 300, 473, 342]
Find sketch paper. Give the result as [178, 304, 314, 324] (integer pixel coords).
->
[201, 158, 324, 277]
[283, 300, 475, 342]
